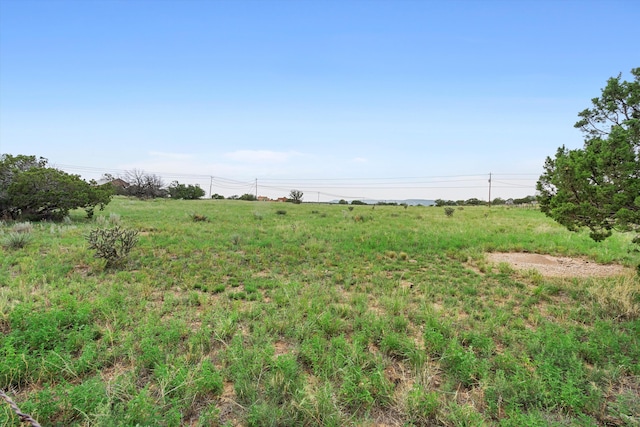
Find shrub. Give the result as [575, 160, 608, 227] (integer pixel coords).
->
[276, 210, 287, 215]
[12, 221, 33, 233]
[444, 207, 455, 217]
[85, 226, 138, 268]
[2, 232, 32, 249]
[191, 213, 209, 222]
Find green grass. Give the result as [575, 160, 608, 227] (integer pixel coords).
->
[1, 197, 639, 426]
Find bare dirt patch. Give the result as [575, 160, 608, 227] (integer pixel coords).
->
[487, 252, 631, 278]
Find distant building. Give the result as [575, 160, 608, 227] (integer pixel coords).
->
[257, 196, 272, 202]
[276, 197, 288, 203]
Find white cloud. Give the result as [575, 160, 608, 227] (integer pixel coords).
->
[224, 150, 302, 164]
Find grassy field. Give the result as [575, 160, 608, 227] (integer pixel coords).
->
[1, 197, 639, 426]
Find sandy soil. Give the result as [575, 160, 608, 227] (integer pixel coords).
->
[486, 252, 631, 278]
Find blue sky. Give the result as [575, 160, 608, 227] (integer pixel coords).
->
[1, 0, 638, 201]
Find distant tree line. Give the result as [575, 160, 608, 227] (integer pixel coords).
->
[103, 171, 205, 200]
[434, 196, 537, 207]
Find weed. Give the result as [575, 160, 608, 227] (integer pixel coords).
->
[444, 207, 455, 217]
[407, 384, 439, 422]
[12, 221, 33, 233]
[2, 231, 32, 249]
[587, 275, 640, 319]
[276, 210, 287, 215]
[190, 213, 209, 222]
[85, 226, 139, 268]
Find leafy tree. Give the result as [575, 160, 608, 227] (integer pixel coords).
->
[211, 193, 225, 200]
[492, 197, 506, 205]
[288, 189, 303, 204]
[537, 68, 640, 251]
[239, 193, 257, 201]
[1, 155, 46, 218]
[168, 181, 205, 200]
[435, 199, 457, 207]
[1, 155, 113, 220]
[351, 200, 367, 205]
[464, 198, 486, 206]
[513, 195, 537, 205]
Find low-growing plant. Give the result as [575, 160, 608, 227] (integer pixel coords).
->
[276, 210, 287, 215]
[12, 221, 33, 233]
[2, 231, 32, 249]
[190, 213, 209, 222]
[85, 226, 139, 268]
[444, 207, 455, 217]
[587, 275, 640, 319]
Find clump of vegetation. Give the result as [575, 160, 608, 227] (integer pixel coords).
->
[288, 189, 303, 204]
[230, 234, 242, 246]
[2, 231, 32, 249]
[276, 210, 287, 215]
[85, 226, 139, 268]
[1, 154, 113, 220]
[12, 221, 33, 233]
[190, 213, 209, 222]
[444, 207, 455, 217]
[168, 181, 205, 199]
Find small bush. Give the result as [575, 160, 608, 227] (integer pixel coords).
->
[12, 222, 33, 233]
[444, 207, 455, 217]
[3, 232, 32, 249]
[86, 226, 138, 268]
[191, 213, 209, 222]
[276, 210, 287, 215]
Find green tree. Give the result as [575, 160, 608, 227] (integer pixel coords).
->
[168, 181, 205, 199]
[4, 158, 113, 220]
[537, 68, 640, 252]
[239, 193, 257, 201]
[0, 154, 48, 218]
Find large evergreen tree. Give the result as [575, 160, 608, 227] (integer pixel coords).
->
[537, 69, 640, 257]
[1, 154, 113, 220]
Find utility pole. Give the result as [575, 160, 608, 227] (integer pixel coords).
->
[255, 178, 258, 199]
[209, 176, 213, 198]
[488, 173, 492, 207]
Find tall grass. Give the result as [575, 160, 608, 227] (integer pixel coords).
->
[0, 198, 638, 426]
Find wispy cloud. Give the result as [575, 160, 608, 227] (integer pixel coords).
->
[225, 150, 302, 164]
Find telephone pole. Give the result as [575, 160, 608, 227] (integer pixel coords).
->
[209, 176, 213, 198]
[488, 173, 492, 207]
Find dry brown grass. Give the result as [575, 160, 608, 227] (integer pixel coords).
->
[586, 273, 640, 319]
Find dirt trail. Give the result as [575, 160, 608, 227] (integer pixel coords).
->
[487, 252, 631, 278]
